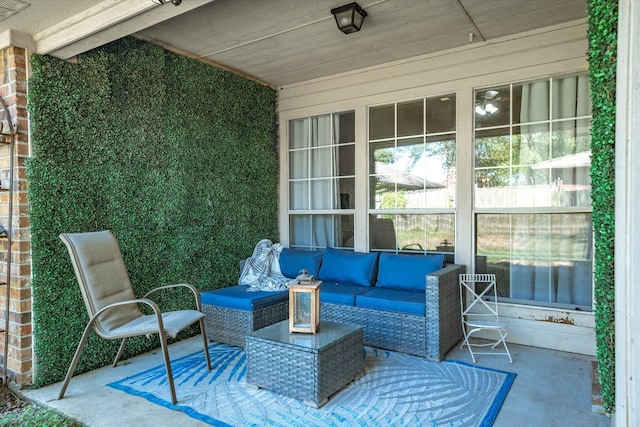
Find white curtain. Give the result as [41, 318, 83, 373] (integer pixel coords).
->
[291, 115, 344, 248]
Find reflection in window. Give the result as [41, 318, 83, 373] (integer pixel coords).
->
[370, 214, 454, 253]
[476, 213, 593, 310]
[369, 94, 456, 253]
[475, 76, 592, 209]
[474, 74, 593, 311]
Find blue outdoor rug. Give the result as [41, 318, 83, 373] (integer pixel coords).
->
[108, 343, 515, 427]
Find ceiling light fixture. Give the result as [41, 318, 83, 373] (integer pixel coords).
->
[331, 2, 368, 34]
[152, 0, 182, 6]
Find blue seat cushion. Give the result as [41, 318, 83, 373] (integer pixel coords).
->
[320, 281, 371, 306]
[201, 285, 288, 311]
[279, 248, 324, 279]
[318, 248, 379, 287]
[375, 253, 445, 292]
[355, 288, 425, 316]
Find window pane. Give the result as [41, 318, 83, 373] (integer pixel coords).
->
[397, 100, 423, 137]
[425, 136, 456, 191]
[518, 123, 550, 166]
[476, 213, 593, 310]
[427, 94, 456, 133]
[396, 137, 423, 175]
[552, 75, 591, 119]
[370, 215, 397, 250]
[552, 119, 591, 157]
[370, 175, 394, 209]
[290, 215, 312, 246]
[289, 181, 309, 210]
[520, 80, 550, 123]
[311, 115, 331, 147]
[369, 105, 395, 140]
[289, 118, 308, 149]
[310, 179, 332, 209]
[310, 147, 332, 178]
[290, 215, 354, 249]
[475, 129, 511, 168]
[337, 144, 355, 176]
[335, 111, 355, 143]
[370, 140, 395, 170]
[475, 86, 511, 128]
[310, 215, 354, 248]
[370, 214, 455, 252]
[289, 150, 308, 179]
[337, 177, 354, 209]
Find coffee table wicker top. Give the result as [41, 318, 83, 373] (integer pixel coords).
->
[249, 320, 361, 351]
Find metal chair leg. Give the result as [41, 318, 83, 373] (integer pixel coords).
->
[199, 318, 212, 371]
[58, 322, 93, 400]
[113, 337, 128, 367]
[157, 329, 177, 405]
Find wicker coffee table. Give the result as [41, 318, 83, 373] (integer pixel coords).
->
[246, 320, 364, 408]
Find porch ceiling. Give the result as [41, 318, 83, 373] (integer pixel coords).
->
[0, 0, 586, 88]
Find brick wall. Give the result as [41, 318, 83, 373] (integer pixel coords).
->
[0, 45, 32, 385]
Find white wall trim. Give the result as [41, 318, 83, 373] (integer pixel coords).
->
[615, 0, 640, 424]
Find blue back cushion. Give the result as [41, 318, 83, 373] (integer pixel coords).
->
[318, 248, 379, 287]
[279, 248, 324, 279]
[375, 253, 445, 292]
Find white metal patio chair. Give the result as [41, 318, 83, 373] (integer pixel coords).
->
[58, 230, 212, 404]
[459, 273, 512, 363]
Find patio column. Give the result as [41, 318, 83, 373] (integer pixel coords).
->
[0, 39, 32, 385]
[615, 0, 640, 424]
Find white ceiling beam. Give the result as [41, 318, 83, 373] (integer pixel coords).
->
[0, 29, 35, 52]
[33, 0, 214, 58]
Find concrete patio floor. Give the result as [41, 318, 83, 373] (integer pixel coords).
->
[18, 335, 611, 427]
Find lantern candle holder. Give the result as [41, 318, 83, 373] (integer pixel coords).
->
[288, 270, 321, 333]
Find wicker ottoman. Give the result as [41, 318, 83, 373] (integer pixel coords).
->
[246, 320, 364, 408]
[201, 286, 289, 348]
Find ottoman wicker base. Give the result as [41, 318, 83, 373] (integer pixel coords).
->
[246, 320, 364, 408]
[202, 299, 289, 348]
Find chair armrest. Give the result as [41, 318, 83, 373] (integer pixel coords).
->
[88, 298, 165, 339]
[425, 263, 466, 361]
[143, 283, 203, 311]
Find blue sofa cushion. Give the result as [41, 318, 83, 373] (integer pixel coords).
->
[355, 288, 425, 316]
[320, 281, 371, 306]
[375, 253, 445, 292]
[318, 248, 379, 287]
[279, 248, 323, 279]
[201, 285, 288, 311]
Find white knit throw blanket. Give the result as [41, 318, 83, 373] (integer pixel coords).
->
[238, 239, 290, 292]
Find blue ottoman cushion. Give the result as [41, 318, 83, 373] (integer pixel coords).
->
[201, 285, 288, 311]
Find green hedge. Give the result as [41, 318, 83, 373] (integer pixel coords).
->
[26, 37, 278, 387]
[587, 0, 617, 414]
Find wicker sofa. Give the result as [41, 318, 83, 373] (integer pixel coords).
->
[201, 247, 464, 361]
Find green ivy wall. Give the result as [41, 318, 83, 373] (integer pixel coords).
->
[26, 38, 278, 387]
[587, 0, 617, 414]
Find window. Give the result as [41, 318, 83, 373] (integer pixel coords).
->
[288, 111, 355, 249]
[474, 74, 593, 310]
[368, 95, 456, 252]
